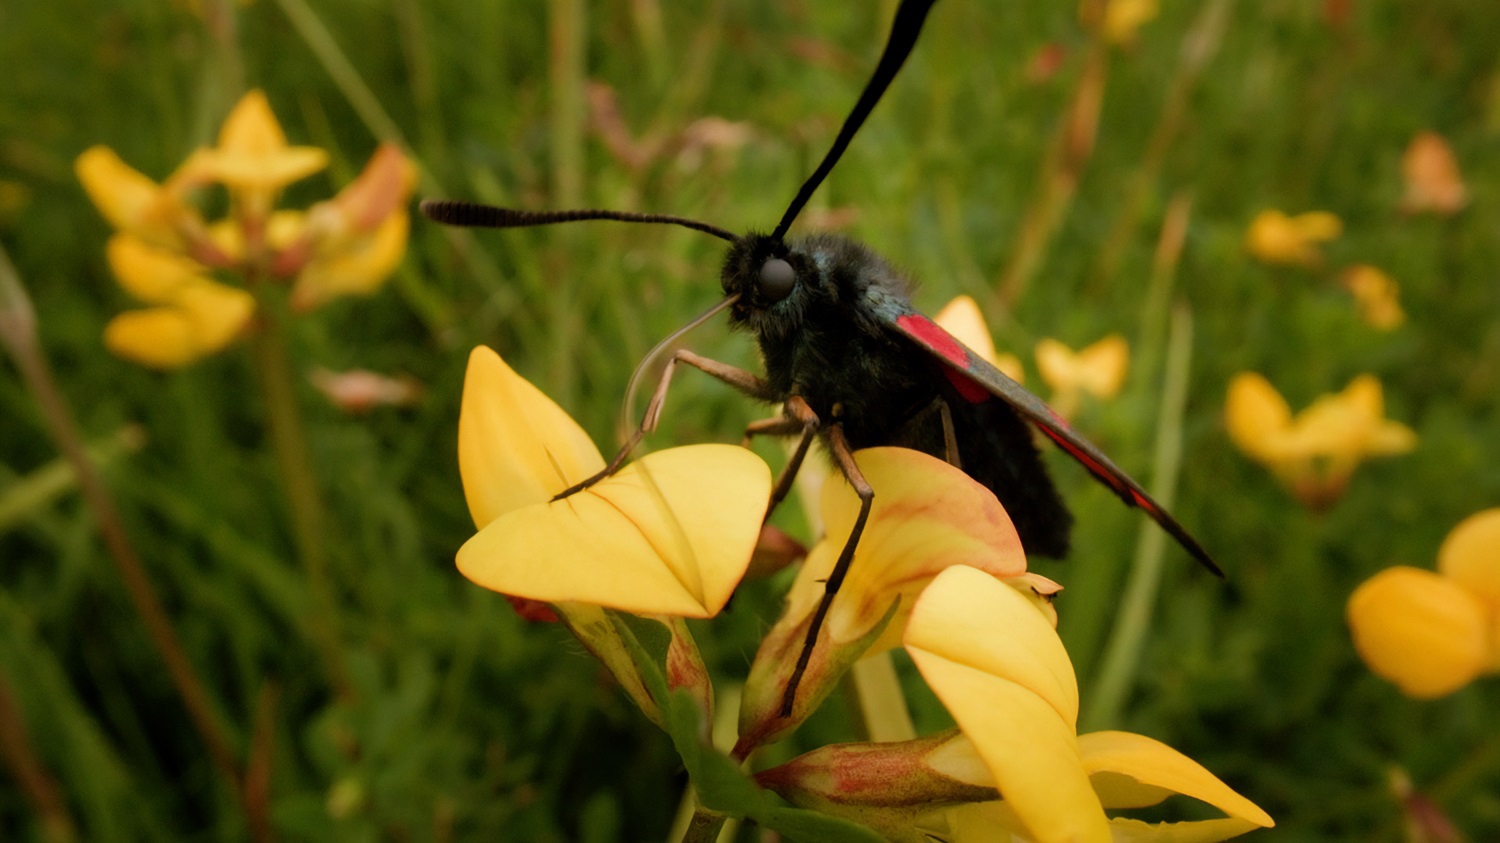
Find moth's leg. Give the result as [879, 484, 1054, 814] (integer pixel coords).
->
[553, 350, 770, 499]
[905, 396, 961, 468]
[754, 396, 820, 522]
[781, 422, 872, 716]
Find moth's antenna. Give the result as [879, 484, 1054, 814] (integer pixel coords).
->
[771, 0, 939, 242]
[421, 200, 738, 243]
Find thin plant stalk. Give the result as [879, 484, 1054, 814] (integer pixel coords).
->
[246, 287, 352, 701]
[1082, 302, 1195, 732]
[0, 245, 244, 796]
[850, 654, 915, 743]
[1087, 0, 1233, 293]
[997, 35, 1110, 308]
[0, 671, 78, 843]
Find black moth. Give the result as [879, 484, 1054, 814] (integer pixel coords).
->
[424, 0, 1222, 715]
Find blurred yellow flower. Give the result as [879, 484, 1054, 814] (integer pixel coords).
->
[1102, 0, 1158, 44]
[934, 295, 1026, 384]
[1401, 131, 1467, 216]
[737, 448, 1036, 753]
[1244, 209, 1342, 266]
[78, 90, 415, 367]
[1347, 509, 1500, 698]
[76, 146, 214, 255]
[908, 566, 1274, 843]
[1035, 334, 1128, 420]
[1225, 372, 1415, 509]
[1347, 567, 1488, 699]
[455, 345, 770, 618]
[196, 90, 329, 222]
[1340, 264, 1405, 330]
[100, 235, 254, 368]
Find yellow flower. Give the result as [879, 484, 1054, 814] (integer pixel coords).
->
[1348, 509, 1500, 698]
[1340, 264, 1405, 330]
[100, 235, 255, 368]
[907, 566, 1274, 843]
[1035, 334, 1128, 420]
[1244, 209, 1342, 266]
[195, 90, 329, 222]
[1102, 0, 1158, 45]
[455, 345, 770, 617]
[933, 295, 1025, 384]
[76, 146, 215, 255]
[1224, 372, 1415, 509]
[737, 448, 1040, 754]
[1401, 132, 1467, 216]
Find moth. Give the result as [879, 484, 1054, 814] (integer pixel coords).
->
[424, 0, 1221, 714]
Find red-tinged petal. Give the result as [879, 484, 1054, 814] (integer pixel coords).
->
[289, 211, 409, 311]
[456, 346, 604, 528]
[816, 448, 1028, 650]
[456, 444, 769, 618]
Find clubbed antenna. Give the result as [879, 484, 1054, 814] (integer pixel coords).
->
[771, 0, 939, 242]
[420, 200, 738, 243]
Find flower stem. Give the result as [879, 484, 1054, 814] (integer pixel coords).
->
[0, 245, 245, 795]
[677, 807, 727, 843]
[0, 671, 79, 843]
[246, 291, 353, 701]
[850, 653, 915, 743]
[1082, 303, 1194, 731]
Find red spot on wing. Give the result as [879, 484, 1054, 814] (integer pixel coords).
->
[897, 314, 967, 366]
[897, 314, 992, 403]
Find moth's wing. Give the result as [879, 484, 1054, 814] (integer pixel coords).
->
[888, 310, 1223, 578]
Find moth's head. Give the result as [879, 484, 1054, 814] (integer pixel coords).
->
[721, 233, 821, 334]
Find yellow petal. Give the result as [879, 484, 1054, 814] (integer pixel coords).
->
[197, 90, 328, 214]
[1036, 335, 1128, 401]
[1347, 566, 1488, 698]
[907, 566, 1108, 843]
[1103, 0, 1158, 44]
[105, 234, 210, 303]
[1437, 508, 1500, 606]
[1223, 373, 1292, 463]
[172, 281, 256, 353]
[456, 444, 769, 617]
[797, 448, 1028, 651]
[1244, 209, 1340, 266]
[76, 147, 201, 248]
[456, 346, 605, 528]
[103, 308, 206, 368]
[1340, 265, 1405, 330]
[289, 211, 409, 311]
[1105, 817, 1266, 843]
[1078, 731, 1273, 827]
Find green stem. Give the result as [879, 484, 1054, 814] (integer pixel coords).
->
[1082, 304, 1194, 732]
[0, 245, 245, 796]
[246, 292, 353, 701]
[677, 807, 727, 843]
[850, 654, 915, 743]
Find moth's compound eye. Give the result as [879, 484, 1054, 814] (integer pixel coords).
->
[758, 258, 796, 301]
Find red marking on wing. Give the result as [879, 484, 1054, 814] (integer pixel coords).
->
[897, 314, 992, 403]
[1038, 425, 1127, 496]
[942, 367, 992, 403]
[896, 314, 967, 366]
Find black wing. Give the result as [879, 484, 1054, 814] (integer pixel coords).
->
[888, 308, 1223, 577]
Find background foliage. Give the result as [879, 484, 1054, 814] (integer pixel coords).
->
[2, 0, 1498, 840]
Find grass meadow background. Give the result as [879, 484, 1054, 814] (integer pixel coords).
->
[2, 0, 1498, 840]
